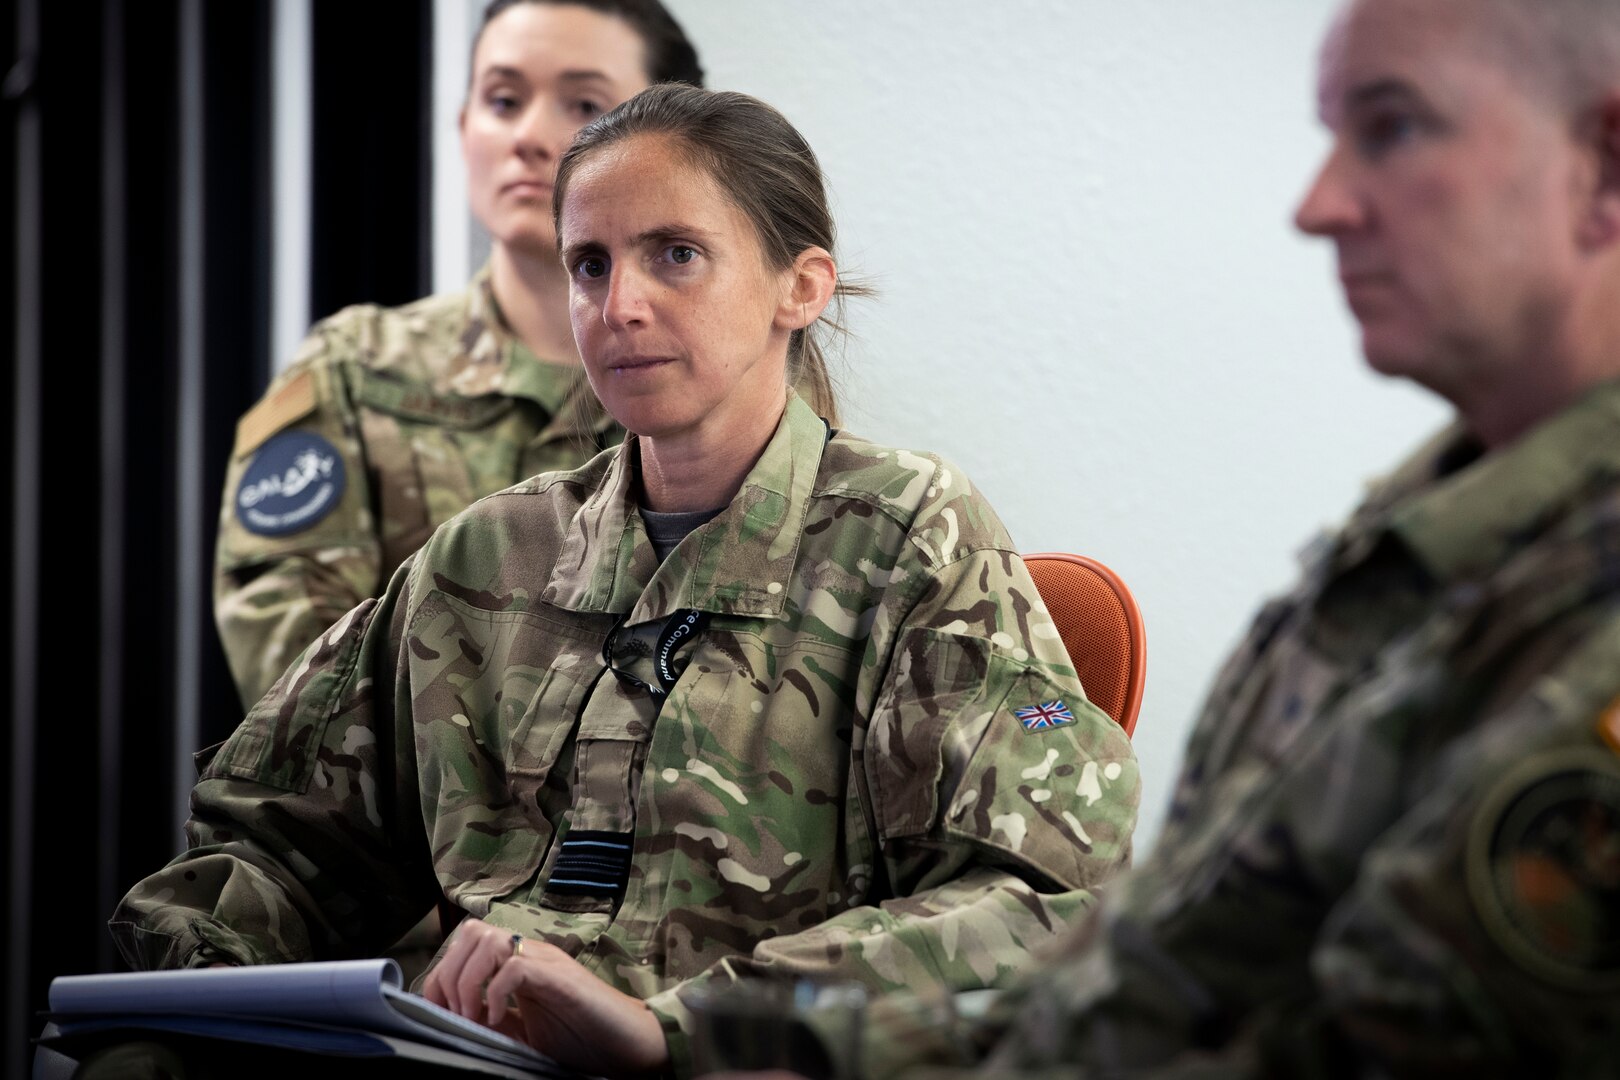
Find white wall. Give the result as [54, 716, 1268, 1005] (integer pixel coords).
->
[271, 0, 312, 373]
[435, 0, 1451, 852]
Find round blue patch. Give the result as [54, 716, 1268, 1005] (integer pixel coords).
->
[235, 431, 347, 537]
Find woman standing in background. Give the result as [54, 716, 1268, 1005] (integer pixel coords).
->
[213, 0, 708, 711]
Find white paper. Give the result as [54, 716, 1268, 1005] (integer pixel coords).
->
[49, 959, 572, 1076]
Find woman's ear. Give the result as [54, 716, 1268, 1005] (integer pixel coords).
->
[1578, 92, 1620, 251]
[774, 246, 837, 331]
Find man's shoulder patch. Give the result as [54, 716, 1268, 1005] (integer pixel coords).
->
[234, 369, 318, 459]
[1466, 745, 1620, 993]
[234, 430, 346, 538]
[1597, 693, 1620, 757]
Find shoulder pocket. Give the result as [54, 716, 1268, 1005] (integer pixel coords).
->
[351, 373, 517, 570]
[192, 740, 227, 779]
[946, 661, 1137, 888]
[869, 627, 1000, 839]
[868, 627, 1136, 888]
[204, 598, 379, 792]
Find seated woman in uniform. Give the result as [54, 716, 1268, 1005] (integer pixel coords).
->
[110, 85, 1141, 1079]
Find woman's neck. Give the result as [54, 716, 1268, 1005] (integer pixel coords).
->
[488, 242, 581, 365]
[638, 392, 788, 513]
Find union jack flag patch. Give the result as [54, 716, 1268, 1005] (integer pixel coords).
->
[1015, 700, 1076, 731]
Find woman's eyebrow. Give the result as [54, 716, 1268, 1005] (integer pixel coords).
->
[631, 224, 715, 246]
[476, 64, 529, 84]
[558, 237, 605, 263]
[561, 225, 717, 260]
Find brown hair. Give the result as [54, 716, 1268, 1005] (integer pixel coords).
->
[473, 0, 704, 88]
[554, 85, 867, 423]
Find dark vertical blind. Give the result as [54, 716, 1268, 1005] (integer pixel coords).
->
[7, 0, 42, 1072]
[310, 1, 434, 319]
[4, 2, 432, 1073]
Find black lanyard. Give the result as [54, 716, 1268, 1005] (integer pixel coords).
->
[601, 608, 712, 700]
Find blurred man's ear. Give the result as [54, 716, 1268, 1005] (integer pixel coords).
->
[1579, 91, 1620, 250]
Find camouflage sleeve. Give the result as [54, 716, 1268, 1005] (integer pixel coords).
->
[646, 524, 1140, 1074]
[949, 604, 1620, 1079]
[214, 322, 382, 709]
[110, 560, 439, 969]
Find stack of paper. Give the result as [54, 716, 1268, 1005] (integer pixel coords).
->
[44, 959, 586, 1077]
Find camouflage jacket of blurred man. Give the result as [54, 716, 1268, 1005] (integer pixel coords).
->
[874, 381, 1620, 1077]
[215, 267, 621, 709]
[114, 393, 1141, 1077]
[863, 0, 1620, 1073]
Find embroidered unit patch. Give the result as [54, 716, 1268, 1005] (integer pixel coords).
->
[1467, 746, 1620, 993]
[1016, 700, 1076, 732]
[235, 431, 346, 538]
[1598, 693, 1620, 757]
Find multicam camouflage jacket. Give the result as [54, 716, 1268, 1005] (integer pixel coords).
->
[115, 393, 1141, 1076]
[214, 268, 621, 708]
[876, 381, 1620, 1078]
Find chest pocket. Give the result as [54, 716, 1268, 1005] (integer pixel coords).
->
[525, 666, 658, 922]
[353, 374, 523, 577]
[413, 409, 544, 528]
[632, 633, 865, 949]
[406, 590, 606, 918]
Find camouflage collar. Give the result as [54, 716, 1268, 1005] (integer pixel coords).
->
[543, 391, 825, 621]
[439, 266, 615, 439]
[1384, 379, 1620, 583]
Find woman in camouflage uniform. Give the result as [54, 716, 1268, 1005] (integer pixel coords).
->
[114, 87, 1141, 1078]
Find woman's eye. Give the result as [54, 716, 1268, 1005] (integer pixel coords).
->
[667, 245, 697, 265]
[570, 98, 606, 121]
[574, 256, 608, 280]
[487, 93, 520, 117]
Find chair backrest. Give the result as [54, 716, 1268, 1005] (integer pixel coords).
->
[1021, 552, 1145, 738]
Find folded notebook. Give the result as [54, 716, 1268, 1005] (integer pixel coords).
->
[45, 958, 583, 1077]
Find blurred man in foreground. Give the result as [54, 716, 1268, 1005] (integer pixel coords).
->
[848, 0, 1620, 1074]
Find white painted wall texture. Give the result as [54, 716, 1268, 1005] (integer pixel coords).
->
[435, 0, 1451, 851]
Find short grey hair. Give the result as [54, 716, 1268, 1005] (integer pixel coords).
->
[1476, 0, 1620, 111]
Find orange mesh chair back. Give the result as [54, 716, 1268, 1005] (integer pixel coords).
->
[1022, 553, 1145, 738]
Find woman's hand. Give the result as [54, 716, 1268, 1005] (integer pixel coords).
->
[420, 917, 670, 1076]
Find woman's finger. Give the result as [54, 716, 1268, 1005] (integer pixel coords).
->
[423, 921, 472, 1013]
[449, 923, 509, 1020]
[420, 938, 460, 1011]
[482, 935, 554, 1026]
[425, 918, 495, 1017]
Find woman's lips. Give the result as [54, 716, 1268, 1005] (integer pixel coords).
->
[502, 180, 553, 199]
[605, 356, 676, 375]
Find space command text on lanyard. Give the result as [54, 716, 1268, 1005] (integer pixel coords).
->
[601, 608, 713, 710]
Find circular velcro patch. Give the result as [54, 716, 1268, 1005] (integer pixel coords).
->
[1467, 746, 1620, 992]
[234, 431, 347, 537]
